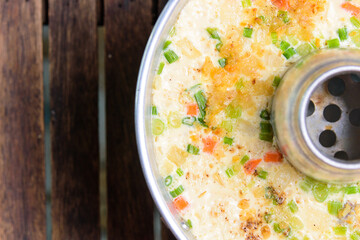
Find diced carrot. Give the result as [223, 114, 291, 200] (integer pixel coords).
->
[244, 159, 262, 175]
[342, 2, 360, 17]
[202, 136, 218, 154]
[173, 196, 189, 211]
[271, 0, 289, 10]
[187, 103, 198, 116]
[264, 151, 283, 163]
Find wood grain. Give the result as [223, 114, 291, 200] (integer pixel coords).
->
[0, 0, 45, 239]
[49, 0, 100, 239]
[105, 0, 155, 239]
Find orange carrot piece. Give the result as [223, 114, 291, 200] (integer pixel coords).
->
[202, 136, 218, 154]
[187, 103, 198, 116]
[342, 2, 360, 17]
[173, 196, 189, 211]
[244, 159, 262, 175]
[271, 0, 289, 10]
[264, 151, 283, 163]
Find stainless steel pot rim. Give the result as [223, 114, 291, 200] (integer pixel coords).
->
[135, 0, 189, 239]
[299, 64, 360, 170]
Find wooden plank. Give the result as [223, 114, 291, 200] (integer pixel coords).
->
[48, 0, 100, 239]
[105, 0, 155, 239]
[0, 1, 45, 239]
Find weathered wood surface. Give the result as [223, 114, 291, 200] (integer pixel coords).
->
[49, 0, 100, 239]
[0, 0, 45, 239]
[105, 0, 156, 239]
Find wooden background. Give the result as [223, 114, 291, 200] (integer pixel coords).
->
[0, 0, 177, 239]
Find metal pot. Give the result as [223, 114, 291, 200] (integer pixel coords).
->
[135, 0, 193, 239]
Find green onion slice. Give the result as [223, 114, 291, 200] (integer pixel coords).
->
[338, 27, 348, 41]
[157, 62, 165, 75]
[242, 0, 251, 8]
[182, 116, 196, 126]
[152, 119, 165, 135]
[278, 10, 290, 23]
[194, 90, 207, 119]
[224, 137, 234, 146]
[328, 201, 342, 216]
[257, 170, 268, 179]
[272, 76, 281, 87]
[271, 32, 278, 44]
[225, 168, 235, 178]
[312, 182, 329, 202]
[163, 40, 172, 50]
[164, 50, 179, 64]
[296, 43, 312, 57]
[225, 101, 242, 119]
[170, 185, 184, 198]
[326, 38, 340, 48]
[351, 16, 360, 28]
[240, 155, 250, 165]
[152, 106, 158, 115]
[344, 185, 359, 194]
[206, 27, 221, 40]
[243, 27, 253, 38]
[187, 144, 200, 155]
[333, 226, 347, 236]
[283, 47, 296, 59]
[176, 168, 184, 177]
[279, 41, 290, 51]
[218, 58, 227, 68]
[165, 175, 172, 186]
[288, 200, 298, 213]
[260, 121, 272, 133]
[260, 109, 271, 120]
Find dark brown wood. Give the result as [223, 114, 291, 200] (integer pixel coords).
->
[105, 0, 155, 239]
[0, 1, 45, 239]
[49, 0, 100, 239]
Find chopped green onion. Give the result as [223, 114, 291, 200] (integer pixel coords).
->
[260, 109, 271, 120]
[163, 40, 172, 50]
[299, 177, 315, 192]
[288, 200, 298, 213]
[257, 170, 268, 179]
[225, 167, 235, 178]
[326, 38, 340, 48]
[329, 185, 342, 194]
[197, 117, 208, 128]
[165, 175, 172, 186]
[169, 27, 176, 37]
[328, 201, 342, 216]
[279, 40, 290, 51]
[168, 112, 181, 128]
[344, 185, 358, 194]
[152, 119, 165, 135]
[351, 16, 360, 28]
[187, 144, 199, 155]
[272, 76, 281, 87]
[283, 47, 296, 59]
[338, 27, 348, 41]
[242, 0, 251, 8]
[260, 121, 272, 133]
[271, 32, 278, 44]
[186, 219, 193, 229]
[278, 10, 290, 23]
[170, 185, 184, 198]
[264, 213, 272, 223]
[243, 27, 253, 38]
[296, 43, 312, 56]
[351, 232, 360, 240]
[152, 106, 158, 115]
[221, 120, 233, 132]
[164, 50, 179, 63]
[194, 91, 207, 119]
[333, 226, 347, 236]
[176, 168, 184, 177]
[235, 78, 244, 90]
[218, 58, 227, 68]
[240, 155, 250, 165]
[182, 116, 196, 126]
[259, 132, 273, 142]
[185, 83, 201, 92]
[288, 36, 299, 46]
[224, 137, 234, 146]
[258, 15, 266, 22]
[351, 29, 360, 47]
[216, 42, 223, 51]
[312, 182, 329, 202]
[157, 62, 165, 75]
[206, 27, 221, 40]
[273, 223, 283, 233]
[225, 101, 242, 119]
